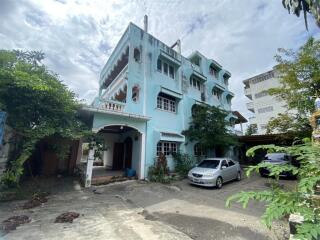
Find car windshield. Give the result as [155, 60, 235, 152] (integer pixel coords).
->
[198, 160, 220, 169]
[265, 153, 285, 161]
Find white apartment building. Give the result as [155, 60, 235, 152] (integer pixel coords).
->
[243, 68, 288, 134]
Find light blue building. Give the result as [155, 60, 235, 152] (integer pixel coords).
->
[80, 17, 236, 185]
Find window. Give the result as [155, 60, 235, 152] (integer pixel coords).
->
[198, 160, 220, 169]
[190, 76, 202, 91]
[221, 160, 228, 168]
[133, 48, 141, 62]
[157, 58, 175, 79]
[227, 160, 235, 166]
[191, 55, 201, 67]
[226, 96, 232, 105]
[163, 98, 169, 110]
[169, 100, 176, 112]
[194, 143, 206, 156]
[257, 106, 273, 114]
[229, 118, 235, 127]
[131, 86, 139, 102]
[157, 59, 162, 71]
[157, 93, 177, 113]
[163, 62, 168, 75]
[255, 91, 268, 99]
[260, 124, 267, 130]
[223, 74, 229, 85]
[156, 141, 178, 156]
[212, 87, 222, 100]
[169, 65, 174, 79]
[250, 72, 275, 84]
[209, 66, 219, 79]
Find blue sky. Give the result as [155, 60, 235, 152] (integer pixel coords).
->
[0, 0, 319, 121]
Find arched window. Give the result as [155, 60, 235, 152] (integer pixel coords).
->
[229, 118, 236, 127]
[134, 48, 141, 62]
[132, 85, 139, 102]
[194, 143, 206, 156]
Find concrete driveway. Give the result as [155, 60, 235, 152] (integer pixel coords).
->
[0, 174, 293, 240]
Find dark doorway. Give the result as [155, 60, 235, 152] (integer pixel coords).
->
[124, 137, 133, 168]
[215, 146, 225, 158]
[113, 143, 124, 170]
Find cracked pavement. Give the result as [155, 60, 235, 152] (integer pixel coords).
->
[0, 174, 295, 239]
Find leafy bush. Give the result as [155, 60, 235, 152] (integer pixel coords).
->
[226, 142, 320, 239]
[148, 153, 172, 184]
[172, 152, 197, 177]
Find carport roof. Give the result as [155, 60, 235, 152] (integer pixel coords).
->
[80, 106, 151, 121]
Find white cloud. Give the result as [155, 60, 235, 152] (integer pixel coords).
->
[0, 0, 319, 122]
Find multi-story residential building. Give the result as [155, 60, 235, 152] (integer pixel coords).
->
[80, 17, 236, 186]
[243, 67, 289, 134]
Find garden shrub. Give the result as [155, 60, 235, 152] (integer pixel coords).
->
[148, 153, 172, 183]
[172, 152, 198, 177]
[226, 141, 320, 239]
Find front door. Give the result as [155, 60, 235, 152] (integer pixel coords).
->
[113, 142, 124, 170]
[124, 137, 132, 169]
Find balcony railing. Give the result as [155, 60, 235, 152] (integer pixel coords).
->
[244, 87, 252, 99]
[246, 102, 254, 112]
[100, 100, 125, 112]
[106, 65, 128, 94]
[191, 63, 202, 74]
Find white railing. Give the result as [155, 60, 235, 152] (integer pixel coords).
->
[106, 65, 128, 94]
[191, 63, 202, 74]
[246, 102, 254, 112]
[100, 100, 125, 112]
[244, 87, 251, 96]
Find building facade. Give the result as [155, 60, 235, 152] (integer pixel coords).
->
[243, 68, 289, 135]
[80, 18, 236, 186]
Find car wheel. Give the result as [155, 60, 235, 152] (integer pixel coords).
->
[216, 177, 223, 189]
[260, 172, 266, 177]
[236, 171, 241, 181]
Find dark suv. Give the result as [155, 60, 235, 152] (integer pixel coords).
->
[259, 153, 299, 178]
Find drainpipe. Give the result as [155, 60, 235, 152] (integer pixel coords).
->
[143, 15, 148, 178]
[144, 15, 148, 33]
[143, 16, 148, 115]
[177, 39, 181, 54]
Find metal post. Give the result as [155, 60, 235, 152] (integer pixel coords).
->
[85, 148, 94, 187]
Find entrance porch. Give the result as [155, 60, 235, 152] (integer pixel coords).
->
[90, 125, 142, 185]
[78, 106, 149, 187]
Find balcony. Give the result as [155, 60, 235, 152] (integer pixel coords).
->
[246, 102, 254, 112]
[191, 63, 202, 74]
[99, 100, 125, 112]
[106, 65, 128, 95]
[244, 87, 252, 100]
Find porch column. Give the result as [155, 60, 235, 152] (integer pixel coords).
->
[85, 149, 94, 188]
[140, 132, 146, 179]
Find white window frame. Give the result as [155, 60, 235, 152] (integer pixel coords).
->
[157, 96, 176, 113]
[190, 76, 202, 91]
[257, 106, 274, 114]
[157, 58, 175, 79]
[194, 143, 206, 156]
[212, 88, 222, 100]
[157, 141, 178, 156]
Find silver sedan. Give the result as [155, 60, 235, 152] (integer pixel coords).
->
[188, 158, 241, 189]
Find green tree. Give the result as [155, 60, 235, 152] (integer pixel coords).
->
[227, 142, 320, 239]
[0, 50, 86, 186]
[182, 105, 236, 152]
[270, 37, 320, 115]
[282, 0, 320, 30]
[266, 113, 312, 137]
[245, 124, 258, 136]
